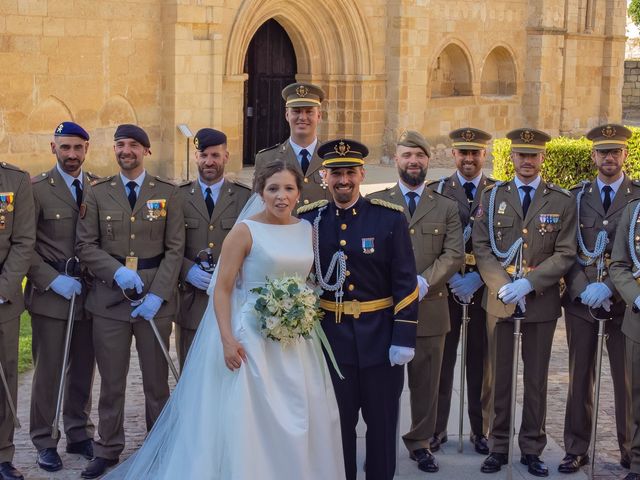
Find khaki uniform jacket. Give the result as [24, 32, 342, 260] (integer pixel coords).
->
[609, 199, 640, 343]
[254, 140, 331, 206]
[0, 162, 36, 321]
[472, 179, 577, 321]
[26, 167, 98, 321]
[563, 176, 640, 320]
[368, 184, 464, 336]
[75, 173, 184, 321]
[177, 179, 251, 330]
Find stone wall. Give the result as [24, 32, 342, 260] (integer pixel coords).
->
[623, 60, 640, 108]
[0, 0, 628, 176]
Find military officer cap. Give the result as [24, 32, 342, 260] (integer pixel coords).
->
[449, 127, 491, 150]
[114, 124, 151, 149]
[318, 139, 368, 168]
[397, 130, 431, 157]
[282, 82, 325, 108]
[506, 127, 551, 154]
[586, 123, 632, 150]
[193, 128, 227, 151]
[54, 121, 90, 141]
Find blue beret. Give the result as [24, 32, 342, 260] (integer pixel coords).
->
[114, 124, 151, 148]
[193, 128, 227, 151]
[54, 122, 90, 141]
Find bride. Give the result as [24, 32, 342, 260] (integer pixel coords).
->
[104, 160, 345, 479]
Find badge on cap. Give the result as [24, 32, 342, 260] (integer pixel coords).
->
[602, 125, 617, 138]
[296, 85, 308, 97]
[194, 137, 199, 150]
[56, 124, 64, 134]
[362, 237, 375, 254]
[335, 141, 351, 157]
[462, 130, 475, 142]
[520, 130, 535, 143]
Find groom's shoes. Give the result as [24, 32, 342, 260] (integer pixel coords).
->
[0, 462, 24, 480]
[66, 439, 94, 460]
[480, 452, 508, 473]
[521, 454, 549, 477]
[36, 448, 63, 472]
[81, 457, 118, 479]
[410, 448, 439, 473]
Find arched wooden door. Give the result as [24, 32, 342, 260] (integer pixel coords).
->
[243, 19, 297, 165]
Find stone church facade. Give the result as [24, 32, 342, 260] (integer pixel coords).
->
[0, 0, 627, 177]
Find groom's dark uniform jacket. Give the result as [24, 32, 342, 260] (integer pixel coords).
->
[300, 195, 418, 480]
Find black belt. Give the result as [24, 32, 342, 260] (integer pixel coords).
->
[45, 259, 81, 276]
[112, 254, 164, 270]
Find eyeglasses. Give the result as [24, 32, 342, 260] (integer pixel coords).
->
[596, 148, 624, 158]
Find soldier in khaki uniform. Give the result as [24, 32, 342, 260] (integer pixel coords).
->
[0, 162, 35, 480]
[26, 122, 97, 473]
[560, 124, 638, 474]
[473, 128, 577, 477]
[369, 130, 463, 473]
[177, 128, 251, 368]
[75, 124, 185, 479]
[429, 128, 494, 455]
[609, 193, 640, 480]
[253, 82, 331, 207]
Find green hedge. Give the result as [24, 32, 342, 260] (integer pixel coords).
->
[492, 126, 640, 189]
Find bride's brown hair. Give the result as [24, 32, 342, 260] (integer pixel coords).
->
[253, 159, 304, 194]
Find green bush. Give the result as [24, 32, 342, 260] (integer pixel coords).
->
[492, 126, 640, 189]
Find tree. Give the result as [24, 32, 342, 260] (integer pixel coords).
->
[631, 0, 640, 28]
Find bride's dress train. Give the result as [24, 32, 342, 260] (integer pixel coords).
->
[105, 212, 345, 479]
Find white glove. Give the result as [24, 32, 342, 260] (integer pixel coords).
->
[498, 278, 533, 304]
[131, 293, 163, 321]
[0, 297, 5, 304]
[389, 345, 415, 366]
[417, 276, 429, 301]
[49, 275, 82, 300]
[450, 271, 483, 302]
[186, 264, 212, 291]
[114, 266, 144, 293]
[580, 282, 613, 309]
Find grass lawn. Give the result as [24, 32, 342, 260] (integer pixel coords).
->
[18, 311, 32, 374]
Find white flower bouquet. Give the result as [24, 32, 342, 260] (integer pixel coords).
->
[251, 275, 324, 347]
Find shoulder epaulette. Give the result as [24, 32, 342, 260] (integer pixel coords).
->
[91, 175, 114, 186]
[632, 179, 640, 187]
[32, 172, 49, 184]
[231, 179, 251, 190]
[486, 176, 497, 183]
[257, 143, 280, 155]
[369, 198, 404, 213]
[0, 162, 24, 173]
[482, 182, 499, 193]
[547, 183, 571, 197]
[86, 171, 101, 181]
[177, 179, 192, 187]
[569, 180, 590, 191]
[297, 199, 328, 214]
[367, 186, 393, 198]
[425, 179, 440, 188]
[151, 175, 175, 186]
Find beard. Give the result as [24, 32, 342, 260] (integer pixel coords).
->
[398, 166, 427, 187]
[117, 155, 141, 171]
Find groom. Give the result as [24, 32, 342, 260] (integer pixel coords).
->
[299, 139, 419, 480]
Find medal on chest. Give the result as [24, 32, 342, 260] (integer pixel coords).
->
[146, 199, 167, 221]
[362, 237, 375, 254]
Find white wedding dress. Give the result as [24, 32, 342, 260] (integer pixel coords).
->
[105, 212, 345, 479]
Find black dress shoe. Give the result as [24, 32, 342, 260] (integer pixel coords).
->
[558, 453, 588, 474]
[0, 462, 24, 480]
[471, 434, 490, 455]
[622, 453, 632, 469]
[410, 448, 439, 473]
[481, 452, 508, 473]
[624, 473, 640, 480]
[81, 457, 118, 479]
[66, 439, 94, 460]
[521, 454, 549, 477]
[429, 434, 448, 452]
[37, 448, 63, 472]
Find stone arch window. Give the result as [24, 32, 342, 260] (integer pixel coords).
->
[430, 44, 473, 98]
[481, 47, 517, 96]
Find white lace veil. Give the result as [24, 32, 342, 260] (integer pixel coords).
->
[104, 192, 265, 479]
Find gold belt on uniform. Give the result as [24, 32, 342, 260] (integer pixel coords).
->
[319, 297, 394, 321]
[505, 265, 535, 275]
[578, 254, 611, 267]
[465, 253, 476, 266]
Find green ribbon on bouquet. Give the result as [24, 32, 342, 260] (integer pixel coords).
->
[314, 324, 344, 380]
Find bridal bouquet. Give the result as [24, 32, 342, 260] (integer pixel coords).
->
[251, 275, 324, 347]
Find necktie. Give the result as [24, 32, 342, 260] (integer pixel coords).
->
[602, 185, 612, 213]
[72, 179, 83, 209]
[463, 182, 475, 202]
[520, 185, 533, 217]
[126, 181, 137, 210]
[300, 149, 310, 175]
[406, 191, 418, 217]
[205, 187, 215, 218]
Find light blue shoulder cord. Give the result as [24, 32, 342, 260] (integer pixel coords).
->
[576, 181, 608, 272]
[487, 181, 523, 268]
[627, 201, 640, 279]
